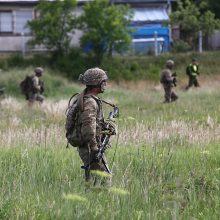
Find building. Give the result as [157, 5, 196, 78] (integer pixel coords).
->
[0, 0, 175, 53]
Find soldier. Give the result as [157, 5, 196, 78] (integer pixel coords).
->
[20, 67, 44, 106]
[185, 58, 200, 90]
[66, 68, 116, 184]
[160, 60, 178, 103]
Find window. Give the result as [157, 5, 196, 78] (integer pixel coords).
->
[15, 10, 33, 34]
[0, 12, 13, 32]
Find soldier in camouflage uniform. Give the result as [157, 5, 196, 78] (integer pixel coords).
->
[28, 67, 44, 106]
[73, 68, 112, 183]
[160, 60, 178, 103]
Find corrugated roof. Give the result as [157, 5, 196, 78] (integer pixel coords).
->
[132, 8, 169, 22]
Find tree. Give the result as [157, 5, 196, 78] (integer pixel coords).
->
[79, 0, 133, 64]
[170, 0, 220, 48]
[28, 0, 77, 55]
[208, 0, 220, 19]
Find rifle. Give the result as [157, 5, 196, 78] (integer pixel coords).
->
[172, 72, 177, 87]
[82, 105, 119, 174]
[96, 106, 119, 173]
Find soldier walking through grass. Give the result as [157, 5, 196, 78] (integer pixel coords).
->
[20, 67, 44, 107]
[185, 58, 200, 90]
[160, 60, 178, 103]
[65, 68, 117, 186]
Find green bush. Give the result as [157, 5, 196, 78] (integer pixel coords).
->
[171, 40, 192, 53]
[52, 48, 88, 80]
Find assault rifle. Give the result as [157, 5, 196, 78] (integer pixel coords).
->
[172, 72, 177, 87]
[96, 106, 119, 173]
[82, 105, 119, 174]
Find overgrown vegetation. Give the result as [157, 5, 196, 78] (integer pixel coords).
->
[1, 51, 220, 84]
[79, 0, 133, 64]
[27, 0, 78, 55]
[1, 72, 220, 219]
[170, 0, 220, 49]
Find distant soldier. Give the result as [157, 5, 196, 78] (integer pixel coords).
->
[20, 67, 44, 106]
[185, 58, 200, 90]
[65, 68, 117, 185]
[160, 60, 178, 103]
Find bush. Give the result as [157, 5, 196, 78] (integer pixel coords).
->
[171, 40, 192, 53]
[7, 54, 25, 67]
[53, 48, 88, 80]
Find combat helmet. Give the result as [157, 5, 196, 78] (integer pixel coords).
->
[166, 60, 174, 69]
[79, 68, 108, 86]
[34, 67, 43, 76]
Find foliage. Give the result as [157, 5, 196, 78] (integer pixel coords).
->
[79, 0, 133, 64]
[171, 40, 191, 53]
[1, 74, 220, 218]
[52, 48, 89, 80]
[208, 0, 220, 19]
[27, 0, 77, 55]
[2, 51, 220, 85]
[170, 0, 220, 47]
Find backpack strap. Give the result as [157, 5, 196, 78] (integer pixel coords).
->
[68, 90, 116, 114]
[91, 95, 115, 108]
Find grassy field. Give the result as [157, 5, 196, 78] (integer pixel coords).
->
[0, 68, 220, 219]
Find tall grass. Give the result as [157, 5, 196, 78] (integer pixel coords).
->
[1, 69, 220, 219]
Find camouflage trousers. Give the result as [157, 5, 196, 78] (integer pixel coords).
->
[78, 145, 111, 186]
[27, 92, 44, 103]
[163, 86, 178, 103]
[185, 76, 200, 90]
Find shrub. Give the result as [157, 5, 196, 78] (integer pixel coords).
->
[53, 48, 88, 80]
[171, 40, 192, 53]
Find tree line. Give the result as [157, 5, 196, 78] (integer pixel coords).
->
[27, 0, 220, 71]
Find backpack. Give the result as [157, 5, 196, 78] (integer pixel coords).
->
[160, 74, 165, 84]
[65, 93, 83, 147]
[186, 65, 191, 76]
[20, 75, 34, 95]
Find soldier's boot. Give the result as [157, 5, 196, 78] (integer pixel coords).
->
[171, 92, 178, 102]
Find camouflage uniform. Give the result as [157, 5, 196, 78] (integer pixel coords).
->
[76, 68, 110, 182]
[28, 67, 44, 103]
[77, 94, 109, 181]
[160, 60, 178, 103]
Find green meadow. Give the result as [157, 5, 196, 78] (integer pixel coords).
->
[0, 66, 220, 219]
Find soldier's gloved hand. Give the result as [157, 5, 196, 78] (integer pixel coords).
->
[90, 144, 99, 152]
[173, 77, 177, 84]
[172, 72, 177, 77]
[103, 119, 117, 135]
[90, 145, 100, 161]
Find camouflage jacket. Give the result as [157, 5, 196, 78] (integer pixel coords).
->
[78, 94, 105, 150]
[160, 68, 175, 87]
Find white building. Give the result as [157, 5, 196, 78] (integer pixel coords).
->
[0, 0, 174, 52]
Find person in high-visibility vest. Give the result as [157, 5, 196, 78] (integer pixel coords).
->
[185, 58, 200, 90]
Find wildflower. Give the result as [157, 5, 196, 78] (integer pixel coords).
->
[63, 194, 88, 203]
[91, 170, 111, 178]
[109, 187, 130, 196]
[201, 150, 210, 155]
[127, 116, 135, 120]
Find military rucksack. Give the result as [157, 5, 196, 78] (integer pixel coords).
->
[186, 65, 191, 76]
[20, 75, 34, 95]
[65, 93, 84, 147]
